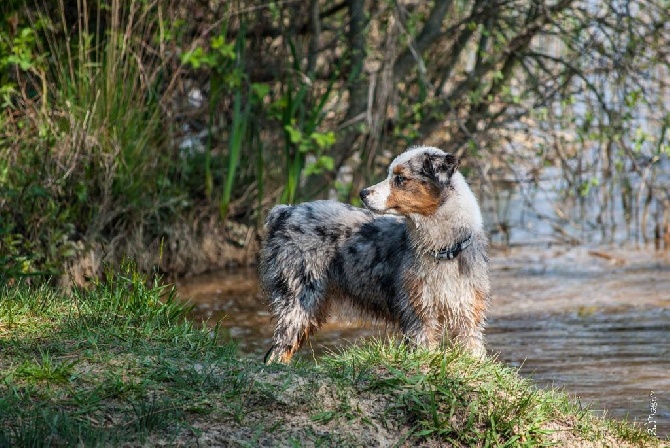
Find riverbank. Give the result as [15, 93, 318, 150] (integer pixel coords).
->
[175, 245, 670, 439]
[0, 270, 661, 447]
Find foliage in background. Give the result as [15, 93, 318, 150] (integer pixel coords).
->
[1, 0, 180, 279]
[1, 0, 669, 281]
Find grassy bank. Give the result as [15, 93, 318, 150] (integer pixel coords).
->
[0, 274, 660, 447]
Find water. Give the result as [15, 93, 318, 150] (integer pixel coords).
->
[176, 246, 670, 438]
[478, 164, 670, 248]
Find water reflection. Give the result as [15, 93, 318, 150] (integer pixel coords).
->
[477, 165, 670, 248]
[176, 247, 669, 438]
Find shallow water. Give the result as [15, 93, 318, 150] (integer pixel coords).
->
[175, 246, 670, 438]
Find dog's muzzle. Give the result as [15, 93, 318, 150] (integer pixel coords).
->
[359, 188, 374, 210]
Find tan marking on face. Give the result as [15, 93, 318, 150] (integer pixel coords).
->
[385, 166, 441, 216]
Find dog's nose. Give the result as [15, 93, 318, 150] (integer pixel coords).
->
[359, 189, 371, 201]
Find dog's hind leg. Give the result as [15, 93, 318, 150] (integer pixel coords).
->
[264, 278, 329, 364]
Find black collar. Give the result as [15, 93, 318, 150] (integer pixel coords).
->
[431, 234, 472, 261]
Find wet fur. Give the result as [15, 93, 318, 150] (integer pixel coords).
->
[260, 146, 490, 363]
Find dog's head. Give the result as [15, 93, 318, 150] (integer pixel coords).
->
[360, 146, 460, 216]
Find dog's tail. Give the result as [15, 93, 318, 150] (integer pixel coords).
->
[259, 204, 294, 293]
[264, 204, 292, 233]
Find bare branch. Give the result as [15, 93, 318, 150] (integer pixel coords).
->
[393, 0, 454, 81]
[306, 0, 320, 77]
[420, 0, 577, 149]
[345, 0, 368, 121]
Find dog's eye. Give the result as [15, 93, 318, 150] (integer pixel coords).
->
[394, 175, 406, 187]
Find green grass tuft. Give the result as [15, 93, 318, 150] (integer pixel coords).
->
[318, 340, 657, 446]
[0, 269, 235, 446]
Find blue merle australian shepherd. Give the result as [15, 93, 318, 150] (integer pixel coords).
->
[260, 146, 489, 363]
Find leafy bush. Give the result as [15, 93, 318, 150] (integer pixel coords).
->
[1, 1, 176, 278]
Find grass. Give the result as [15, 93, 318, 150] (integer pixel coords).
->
[0, 270, 237, 446]
[0, 273, 662, 447]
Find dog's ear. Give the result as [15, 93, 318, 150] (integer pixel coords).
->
[422, 153, 460, 185]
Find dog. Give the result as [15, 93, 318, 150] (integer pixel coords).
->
[259, 146, 489, 363]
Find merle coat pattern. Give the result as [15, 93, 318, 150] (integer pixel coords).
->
[260, 146, 490, 363]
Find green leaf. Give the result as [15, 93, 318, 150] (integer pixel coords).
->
[180, 47, 206, 68]
[304, 155, 334, 176]
[318, 155, 334, 171]
[311, 132, 335, 149]
[212, 35, 236, 60]
[284, 124, 303, 144]
[251, 83, 270, 100]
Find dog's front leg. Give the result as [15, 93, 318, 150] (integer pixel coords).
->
[452, 326, 486, 359]
[397, 304, 434, 349]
